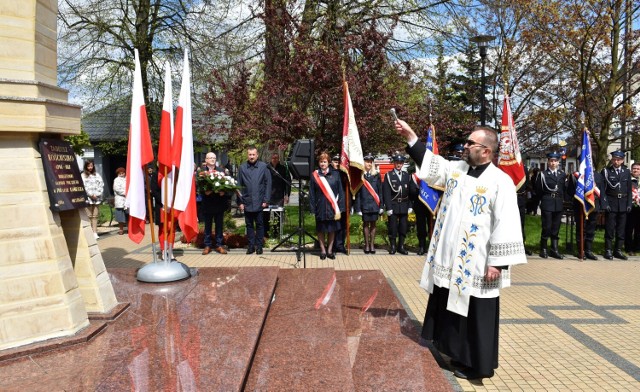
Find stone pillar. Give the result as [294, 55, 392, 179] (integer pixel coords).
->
[0, 0, 117, 351]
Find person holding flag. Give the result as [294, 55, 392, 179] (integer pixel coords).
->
[497, 93, 529, 255]
[354, 153, 384, 254]
[567, 131, 605, 260]
[395, 118, 526, 380]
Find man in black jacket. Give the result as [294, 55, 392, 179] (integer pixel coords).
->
[383, 153, 412, 255]
[237, 146, 272, 254]
[535, 152, 566, 259]
[602, 150, 632, 260]
[263, 152, 291, 238]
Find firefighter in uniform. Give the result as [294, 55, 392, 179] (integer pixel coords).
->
[383, 152, 412, 255]
[602, 150, 632, 260]
[535, 152, 566, 259]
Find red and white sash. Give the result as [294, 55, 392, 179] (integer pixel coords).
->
[362, 177, 380, 207]
[313, 170, 341, 220]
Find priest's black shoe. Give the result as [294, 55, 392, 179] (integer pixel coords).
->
[584, 251, 598, 260]
[525, 249, 533, 256]
[613, 250, 628, 260]
[453, 368, 492, 380]
[604, 250, 613, 260]
[246, 247, 255, 255]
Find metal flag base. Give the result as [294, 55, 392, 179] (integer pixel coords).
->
[136, 261, 191, 283]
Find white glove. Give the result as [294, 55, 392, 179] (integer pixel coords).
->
[387, 210, 393, 216]
[357, 211, 363, 216]
[408, 208, 413, 214]
[379, 208, 384, 215]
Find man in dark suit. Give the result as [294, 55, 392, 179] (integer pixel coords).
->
[146, 165, 162, 225]
[602, 150, 632, 260]
[535, 152, 566, 259]
[383, 152, 412, 255]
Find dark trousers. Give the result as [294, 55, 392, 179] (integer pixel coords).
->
[388, 213, 408, 240]
[605, 211, 627, 250]
[540, 210, 562, 241]
[518, 203, 526, 243]
[334, 212, 347, 250]
[625, 207, 640, 252]
[574, 210, 598, 247]
[245, 211, 264, 248]
[414, 202, 429, 243]
[203, 211, 224, 248]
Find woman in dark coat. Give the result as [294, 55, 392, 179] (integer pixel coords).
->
[309, 152, 346, 259]
[355, 153, 383, 254]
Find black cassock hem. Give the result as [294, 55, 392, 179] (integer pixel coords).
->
[421, 285, 500, 377]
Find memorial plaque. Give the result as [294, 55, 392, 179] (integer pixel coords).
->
[39, 138, 87, 211]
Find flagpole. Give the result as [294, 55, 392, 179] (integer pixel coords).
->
[579, 208, 584, 261]
[162, 166, 170, 263]
[144, 164, 158, 263]
[427, 103, 435, 237]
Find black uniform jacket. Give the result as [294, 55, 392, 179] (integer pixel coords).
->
[383, 169, 412, 214]
[535, 169, 566, 212]
[601, 166, 632, 212]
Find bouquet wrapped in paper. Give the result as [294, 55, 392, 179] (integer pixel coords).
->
[197, 168, 240, 194]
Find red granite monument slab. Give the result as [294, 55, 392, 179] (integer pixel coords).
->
[336, 270, 452, 392]
[245, 268, 356, 391]
[0, 267, 279, 392]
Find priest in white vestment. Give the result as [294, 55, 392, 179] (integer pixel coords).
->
[395, 119, 527, 380]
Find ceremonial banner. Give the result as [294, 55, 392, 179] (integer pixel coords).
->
[173, 50, 198, 242]
[418, 124, 443, 214]
[574, 129, 596, 216]
[498, 94, 526, 190]
[340, 81, 364, 195]
[125, 49, 154, 243]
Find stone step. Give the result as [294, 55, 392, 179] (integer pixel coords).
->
[245, 268, 355, 391]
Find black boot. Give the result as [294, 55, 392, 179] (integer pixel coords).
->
[549, 239, 564, 259]
[604, 238, 613, 260]
[539, 239, 548, 258]
[417, 239, 425, 256]
[613, 249, 628, 260]
[397, 237, 408, 255]
[389, 238, 396, 255]
[584, 242, 598, 260]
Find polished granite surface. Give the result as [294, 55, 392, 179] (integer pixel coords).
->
[245, 268, 356, 391]
[0, 267, 279, 392]
[1, 267, 450, 391]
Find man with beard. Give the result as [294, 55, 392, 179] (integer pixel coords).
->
[395, 119, 527, 380]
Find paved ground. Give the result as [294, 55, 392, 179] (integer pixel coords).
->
[97, 225, 640, 391]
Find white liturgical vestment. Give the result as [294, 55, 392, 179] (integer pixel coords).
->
[417, 149, 527, 317]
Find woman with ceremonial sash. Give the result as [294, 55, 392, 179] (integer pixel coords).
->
[355, 153, 384, 254]
[309, 152, 346, 259]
